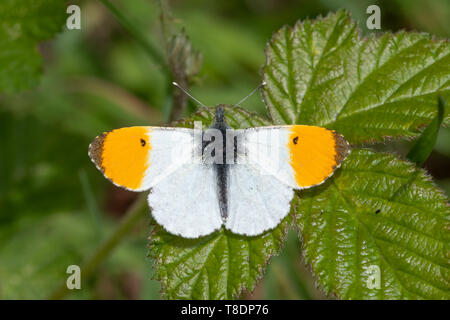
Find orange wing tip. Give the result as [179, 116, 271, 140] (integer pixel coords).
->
[288, 126, 350, 189]
[88, 127, 151, 191]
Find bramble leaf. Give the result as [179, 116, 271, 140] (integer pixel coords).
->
[0, 0, 66, 92]
[262, 10, 450, 144]
[295, 149, 450, 299]
[262, 11, 450, 300]
[148, 106, 293, 299]
[149, 218, 291, 299]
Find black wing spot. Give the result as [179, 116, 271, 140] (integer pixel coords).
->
[293, 136, 299, 145]
[375, 209, 381, 214]
[140, 138, 146, 147]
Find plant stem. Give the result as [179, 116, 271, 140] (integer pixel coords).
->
[100, 0, 167, 70]
[159, 0, 184, 121]
[49, 195, 148, 300]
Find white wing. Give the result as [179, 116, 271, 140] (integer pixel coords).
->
[148, 163, 222, 238]
[225, 164, 294, 236]
[224, 125, 349, 236]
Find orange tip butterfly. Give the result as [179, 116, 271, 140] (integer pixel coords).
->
[89, 84, 350, 238]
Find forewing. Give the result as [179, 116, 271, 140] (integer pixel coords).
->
[239, 125, 349, 189]
[89, 127, 197, 191]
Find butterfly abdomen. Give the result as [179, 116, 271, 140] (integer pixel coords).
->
[209, 105, 233, 221]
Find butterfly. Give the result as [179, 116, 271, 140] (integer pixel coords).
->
[89, 85, 350, 238]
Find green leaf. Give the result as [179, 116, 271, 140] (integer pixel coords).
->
[149, 106, 293, 299]
[262, 10, 450, 144]
[0, 0, 66, 92]
[407, 96, 446, 165]
[295, 149, 450, 299]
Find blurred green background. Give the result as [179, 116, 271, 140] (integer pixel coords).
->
[0, 0, 449, 299]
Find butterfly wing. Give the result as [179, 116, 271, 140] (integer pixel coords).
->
[238, 125, 350, 189]
[89, 126, 197, 191]
[226, 164, 294, 236]
[89, 125, 349, 238]
[148, 163, 222, 238]
[225, 125, 349, 236]
[89, 126, 222, 237]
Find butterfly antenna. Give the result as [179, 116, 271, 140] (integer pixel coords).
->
[172, 82, 208, 108]
[231, 81, 266, 108]
[172, 82, 216, 119]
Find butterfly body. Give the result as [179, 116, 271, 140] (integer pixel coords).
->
[89, 106, 350, 238]
[207, 105, 231, 221]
